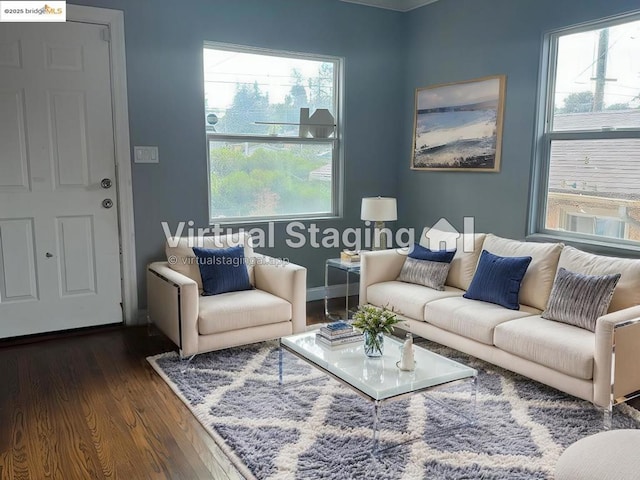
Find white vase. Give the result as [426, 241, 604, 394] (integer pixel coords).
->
[308, 108, 334, 138]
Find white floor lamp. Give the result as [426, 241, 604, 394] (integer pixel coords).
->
[361, 197, 397, 250]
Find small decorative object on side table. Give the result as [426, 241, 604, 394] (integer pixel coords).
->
[351, 305, 400, 358]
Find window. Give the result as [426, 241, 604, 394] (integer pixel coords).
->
[203, 43, 342, 222]
[533, 13, 640, 245]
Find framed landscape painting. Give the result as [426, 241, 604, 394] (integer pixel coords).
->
[411, 75, 506, 172]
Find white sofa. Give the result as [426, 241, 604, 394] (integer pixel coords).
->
[359, 230, 640, 413]
[147, 233, 307, 357]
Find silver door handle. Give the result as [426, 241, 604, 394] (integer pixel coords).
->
[101, 178, 113, 189]
[102, 199, 113, 209]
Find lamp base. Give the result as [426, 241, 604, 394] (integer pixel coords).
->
[373, 221, 389, 250]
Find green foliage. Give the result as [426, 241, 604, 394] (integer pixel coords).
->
[217, 81, 270, 134]
[559, 91, 594, 114]
[308, 63, 334, 111]
[606, 102, 631, 111]
[209, 63, 336, 218]
[351, 305, 400, 336]
[216, 64, 335, 135]
[209, 145, 331, 218]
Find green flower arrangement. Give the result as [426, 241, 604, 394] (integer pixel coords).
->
[351, 305, 400, 356]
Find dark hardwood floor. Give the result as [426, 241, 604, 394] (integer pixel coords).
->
[0, 300, 328, 480]
[1, 298, 636, 479]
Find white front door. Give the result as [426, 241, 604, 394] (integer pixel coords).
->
[0, 21, 123, 338]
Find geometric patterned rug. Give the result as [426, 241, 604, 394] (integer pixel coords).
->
[147, 339, 640, 480]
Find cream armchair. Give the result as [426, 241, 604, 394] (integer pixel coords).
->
[147, 233, 307, 358]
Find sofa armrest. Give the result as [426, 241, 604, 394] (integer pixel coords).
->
[253, 254, 307, 334]
[147, 262, 200, 356]
[593, 305, 640, 408]
[359, 249, 407, 305]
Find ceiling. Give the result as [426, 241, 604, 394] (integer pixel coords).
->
[340, 0, 439, 12]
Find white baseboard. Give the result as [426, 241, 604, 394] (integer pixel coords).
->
[307, 282, 360, 302]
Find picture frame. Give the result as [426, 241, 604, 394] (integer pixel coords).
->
[411, 74, 506, 172]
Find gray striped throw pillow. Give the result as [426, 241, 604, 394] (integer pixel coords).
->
[541, 267, 621, 332]
[397, 257, 451, 291]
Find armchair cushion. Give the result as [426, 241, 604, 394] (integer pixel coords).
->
[193, 245, 252, 296]
[198, 289, 292, 335]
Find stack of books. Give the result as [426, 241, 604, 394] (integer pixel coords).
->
[316, 321, 362, 347]
[340, 249, 360, 263]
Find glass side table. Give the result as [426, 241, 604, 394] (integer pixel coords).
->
[325, 258, 361, 320]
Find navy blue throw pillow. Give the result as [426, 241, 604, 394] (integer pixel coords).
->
[463, 250, 532, 310]
[409, 243, 456, 263]
[192, 245, 252, 296]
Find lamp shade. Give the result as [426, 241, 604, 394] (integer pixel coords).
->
[360, 197, 397, 222]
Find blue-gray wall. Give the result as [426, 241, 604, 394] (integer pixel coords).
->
[399, 0, 640, 238]
[71, 0, 405, 305]
[72, 0, 640, 308]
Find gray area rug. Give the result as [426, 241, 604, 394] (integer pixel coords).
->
[147, 339, 640, 480]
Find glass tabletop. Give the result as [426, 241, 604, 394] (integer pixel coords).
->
[326, 258, 361, 273]
[281, 331, 476, 401]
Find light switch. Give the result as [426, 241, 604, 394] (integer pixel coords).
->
[134, 146, 159, 163]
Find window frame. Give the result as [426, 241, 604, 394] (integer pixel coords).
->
[203, 41, 344, 225]
[529, 10, 640, 249]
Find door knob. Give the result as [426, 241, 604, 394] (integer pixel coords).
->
[102, 199, 113, 209]
[46, 252, 53, 258]
[101, 178, 113, 189]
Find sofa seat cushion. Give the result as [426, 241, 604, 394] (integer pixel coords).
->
[367, 281, 463, 320]
[198, 289, 291, 335]
[425, 296, 540, 345]
[494, 316, 594, 380]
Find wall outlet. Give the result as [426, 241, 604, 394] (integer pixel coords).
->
[134, 146, 159, 163]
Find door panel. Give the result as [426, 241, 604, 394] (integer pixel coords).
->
[0, 90, 30, 190]
[56, 216, 97, 297]
[0, 40, 21, 67]
[0, 218, 38, 302]
[45, 43, 84, 72]
[0, 22, 123, 338]
[49, 90, 89, 188]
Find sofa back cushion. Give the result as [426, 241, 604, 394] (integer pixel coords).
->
[165, 233, 255, 291]
[481, 234, 563, 311]
[419, 228, 486, 291]
[557, 246, 640, 313]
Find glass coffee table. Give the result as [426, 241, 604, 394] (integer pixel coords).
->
[279, 331, 477, 452]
